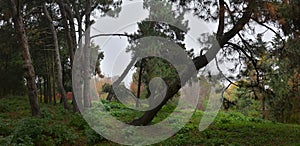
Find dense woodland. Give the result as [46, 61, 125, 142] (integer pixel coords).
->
[0, 0, 300, 145]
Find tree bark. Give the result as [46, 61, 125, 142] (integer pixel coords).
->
[43, 76, 47, 103]
[50, 53, 55, 104]
[39, 77, 42, 102]
[56, 0, 80, 112]
[136, 59, 144, 107]
[57, 0, 74, 65]
[44, 4, 69, 110]
[9, 0, 41, 116]
[83, 0, 92, 108]
[46, 74, 51, 103]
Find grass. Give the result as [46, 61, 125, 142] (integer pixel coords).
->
[0, 96, 300, 145]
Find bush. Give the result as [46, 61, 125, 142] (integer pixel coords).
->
[11, 118, 45, 145]
[46, 124, 77, 145]
[11, 117, 77, 145]
[84, 126, 105, 144]
[0, 102, 9, 112]
[215, 112, 265, 125]
[0, 118, 12, 136]
[40, 107, 54, 120]
[0, 123, 12, 137]
[69, 113, 88, 130]
[0, 135, 13, 146]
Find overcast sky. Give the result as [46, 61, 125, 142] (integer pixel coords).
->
[89, 0, 275, 87]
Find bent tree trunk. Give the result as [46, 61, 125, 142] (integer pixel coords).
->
[107, 56, 137, 101]
[130, 1, 254, 125]
[9, 0, 41, 116]
[43, 4, 69, 110]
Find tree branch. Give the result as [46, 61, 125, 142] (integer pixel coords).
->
[217, 0, 225, 41]
[91, 33, 133, 39]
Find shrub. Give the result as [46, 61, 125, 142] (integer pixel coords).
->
[40, 107, 54, 120]
[0, 135, 13, 146]
[69, 113, 88, 130]
[0, 118, 12, 136]
[0, 102, 9, 112]
[46, 124, 77, 145]
[84, 126, 105, 144]
[11, 118, 45, 144]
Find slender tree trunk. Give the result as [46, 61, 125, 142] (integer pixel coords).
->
[44, 4, 69, 109]
[39, 77, 42, 102]
[262, 96, 266, 119]
[9, 0, 40, 116]
[57, 0, 74, 64]
[74, 16, 83, 111]
[67, 9, 80, 112]
[57, 0, 80, 112]
[50, 54, 55, 104]
[83, 0, 92, 108]
[52, 56, 56, 105]
[136, 59, 144, 107]
[44, 76, 47, 103]
[44, 48, 50, 104]
[46, 74, 51, 104]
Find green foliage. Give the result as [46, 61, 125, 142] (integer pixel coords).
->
[40, 107, 54, 120]
[1, 96, 300, 145]
[0, 118, 12, 136]
[46, 124, 77, 145]
[9, 111, 77, 145]
[84, 126, 105, 144]
[0, 102, 9, 113]
[215, 112, 265, 124]
[0, 135, 13, 146]
[11, 118, 46, 145]
[69, 113, 88, 130]
[0, 23, 26, 97]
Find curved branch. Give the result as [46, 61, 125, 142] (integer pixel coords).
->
[226, 42, 260, 85]
[215, 57, 239, 87]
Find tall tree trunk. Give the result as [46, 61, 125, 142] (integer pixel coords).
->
[44, 46, 50, 104]
[46, 74, 50, 104]
[57, 0, 79, 112]
[83, 0, 92, 108]
[136, 59, 144, 107]
[52, 55, 56, 105]
[262, 96, 266, 119]
[74, 16, 83, 111]
[44, 4, 69, 110]
[66, 6, 80, 112]
[39, 77, 42, 102]
[57, 0, 74, 64]
[9, 0, 40, 116]
[43, 76, 47, 103]
[50, 53, 55, 104]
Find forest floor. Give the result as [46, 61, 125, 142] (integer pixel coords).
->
[0, 96, 300, 145]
